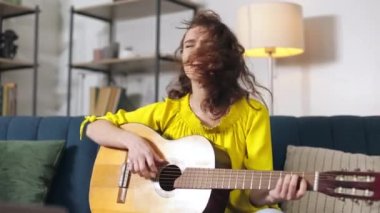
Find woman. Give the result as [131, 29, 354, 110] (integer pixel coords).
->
[81, 10, 306, 213]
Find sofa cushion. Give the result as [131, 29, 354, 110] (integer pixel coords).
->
[270, 116, 380, 171]
[0, 140, 65, 204]
[282, 145, 380, 213]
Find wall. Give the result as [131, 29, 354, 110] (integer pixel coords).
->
[5, 0, 379, 116]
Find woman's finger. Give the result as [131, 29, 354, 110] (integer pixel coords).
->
[296, 179, 307, 199]
[280, 174, 291, 199]
[146, 154, 157, 173]
[287, 175, 299, 199]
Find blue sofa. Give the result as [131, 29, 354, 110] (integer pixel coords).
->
[1, 116, 379, 213]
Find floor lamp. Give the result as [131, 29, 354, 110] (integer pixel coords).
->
[237, 2, 305, 114]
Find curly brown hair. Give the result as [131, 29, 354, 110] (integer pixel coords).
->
[167, 10, 269, 118]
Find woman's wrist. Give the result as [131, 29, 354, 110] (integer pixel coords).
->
[249, 190, 278, 207]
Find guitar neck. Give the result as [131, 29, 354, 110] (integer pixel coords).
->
[174, 168, 317, 191]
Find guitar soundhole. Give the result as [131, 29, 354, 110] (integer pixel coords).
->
[159, 165, 182, 191]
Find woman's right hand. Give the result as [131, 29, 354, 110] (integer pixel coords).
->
[124, 134, 166, 179]
[86, 120, 165, 179]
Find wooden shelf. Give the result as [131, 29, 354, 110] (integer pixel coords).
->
[0, 58, 34, 71]
[72, 54, 180, 73]
[0, 1, 35, 17]
[75, 0, 199, 21]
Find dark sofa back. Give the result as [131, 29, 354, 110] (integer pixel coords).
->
[1, 116, 379, 213]
[0, 116, 98, 213]
[270, 116, 380, 170]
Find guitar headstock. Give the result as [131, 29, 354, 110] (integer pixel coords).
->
[317, 170, 380, 201]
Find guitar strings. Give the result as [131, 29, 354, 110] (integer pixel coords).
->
[150, 167, 376, 182]
[155, 174, 376, 191]
[157, 167, 377, 177]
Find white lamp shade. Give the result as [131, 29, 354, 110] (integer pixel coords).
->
[237, 2, 304, 58]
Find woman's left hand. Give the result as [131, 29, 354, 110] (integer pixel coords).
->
[267, 174, 307, 203]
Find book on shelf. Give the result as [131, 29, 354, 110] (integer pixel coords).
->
[1, 82, 17, 116]
[89, 86, 135, 116]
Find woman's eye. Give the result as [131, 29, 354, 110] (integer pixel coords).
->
[184, 45, 194, 48]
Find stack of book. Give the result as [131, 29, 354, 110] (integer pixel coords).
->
[0, 82, 17, 116]
[89, 86, 134, 116]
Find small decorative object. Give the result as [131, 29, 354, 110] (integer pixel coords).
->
[101, 42, 119, 59]
[119, 46, 136, 58]
[92, 42, 119, 61]
[93, 48, 103, 61]
[0, 30, 18, 59]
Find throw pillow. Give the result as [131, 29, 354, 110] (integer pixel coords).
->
[0, 140, 65, 204]
[282, 145, 380, 213]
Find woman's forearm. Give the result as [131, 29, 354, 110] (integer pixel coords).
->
[86, 120, 137, 150]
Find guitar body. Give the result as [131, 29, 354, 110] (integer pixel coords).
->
[89, 123, 229, 213]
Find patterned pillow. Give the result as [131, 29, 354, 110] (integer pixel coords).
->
[282, 145, 380, 213]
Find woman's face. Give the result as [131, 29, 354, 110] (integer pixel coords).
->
[182, 26, 210, 80]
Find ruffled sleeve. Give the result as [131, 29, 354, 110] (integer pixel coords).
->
[80, 99, 177, 140]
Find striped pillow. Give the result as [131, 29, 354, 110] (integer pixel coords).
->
[282, 145, 380, 213]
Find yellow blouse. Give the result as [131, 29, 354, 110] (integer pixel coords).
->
[81, 94, 274, 212]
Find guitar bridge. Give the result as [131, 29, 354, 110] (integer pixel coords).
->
[117, 162, 131, 203]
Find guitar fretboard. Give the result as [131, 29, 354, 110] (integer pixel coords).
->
[174, 168, 316, 191]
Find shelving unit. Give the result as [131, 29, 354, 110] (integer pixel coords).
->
[0, 1, 40, 115]
[67, 0, 199, 115]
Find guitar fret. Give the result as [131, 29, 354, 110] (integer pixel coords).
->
[208, 169, 212, 189]
[192, 168, 196, 188]
[201, 168, 204, 188]
[186, 168, 191, 188]
[193, 168, 198, 189]
[234, 171, 238, 189]
[250, 170, 254, 189]
[201, 168, 205, 188]
[212, 169, 216, 188]
[200, 169, 203, 188]
[242, 170, 246, 189]
[201, 169, 209, 188]
[188, 168, 192, 188]
[268, 172, 272, 190]
[222, 169, 225, 189]
[200, 168, 203, 188]
[216, 169, 220, 189]
[210, 169, 214, 188]
[259, 172, 262, 190]
[228, 170, 232, 189]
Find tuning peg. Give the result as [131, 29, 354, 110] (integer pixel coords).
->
[366, 200, 373, 206]
[367, 169, 374, 172]
[354, 168, 361, 172]
[338, 197, 345, 202]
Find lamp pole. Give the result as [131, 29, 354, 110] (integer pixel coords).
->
[266, 48, 275, 115]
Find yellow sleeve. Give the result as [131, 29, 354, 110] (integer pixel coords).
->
[80, 100, 173, 139]
[243, 105, 273, 171]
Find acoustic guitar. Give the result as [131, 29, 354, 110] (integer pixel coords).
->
[89, 123, 380, 213]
